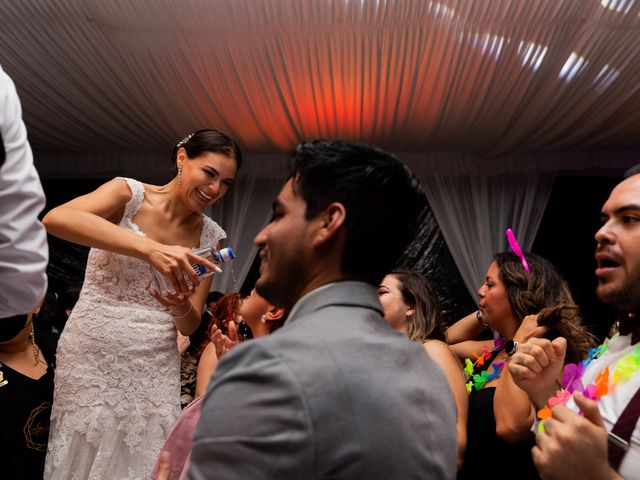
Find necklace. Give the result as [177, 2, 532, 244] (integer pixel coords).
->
[537, 334, 640, 431]
[463, 337, 507, 393]
[28, 322, 46, 367]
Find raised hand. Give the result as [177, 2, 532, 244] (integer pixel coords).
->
[533, 392, 620, 480]
[508, 337, 567, 408]
[210, 323, 237, 359]
[155, 451, 171, 480]
[514, 314, 548, 343]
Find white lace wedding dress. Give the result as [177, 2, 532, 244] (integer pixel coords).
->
[44, 178, 226, 480]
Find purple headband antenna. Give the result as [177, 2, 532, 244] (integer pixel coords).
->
[505, 228, 530, 274]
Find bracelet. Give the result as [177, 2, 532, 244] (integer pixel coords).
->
[171, 302, 193, 319]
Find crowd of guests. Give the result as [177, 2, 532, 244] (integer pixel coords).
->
[4, 60, 640, 479]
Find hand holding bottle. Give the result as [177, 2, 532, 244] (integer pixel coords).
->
[149, 245, 235, 297]
[146, 243, 218, 296]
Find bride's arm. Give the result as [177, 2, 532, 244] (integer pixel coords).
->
[44, 178, 160, 261]
[43, 178, 215, 294]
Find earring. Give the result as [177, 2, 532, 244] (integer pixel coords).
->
[260, 315, 267, 324]
[177, 165, 183, 189]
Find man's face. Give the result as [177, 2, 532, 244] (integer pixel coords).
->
[595, 174, 640, 312]
[254, 179, 312, 310]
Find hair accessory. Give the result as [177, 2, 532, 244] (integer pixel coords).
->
[505, 228, 530, 274]
[177, 132, 195, 148]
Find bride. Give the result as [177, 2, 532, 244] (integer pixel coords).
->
[42, 129, 241, 480]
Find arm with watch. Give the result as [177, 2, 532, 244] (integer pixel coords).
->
[446, 310, 494, 361]
[494, 314, 551, 442]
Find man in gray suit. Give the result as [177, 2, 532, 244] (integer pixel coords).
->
[188, 140, 457, 479]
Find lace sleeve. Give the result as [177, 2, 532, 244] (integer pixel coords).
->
[115, 177, 145, 222]
[199, 215, 226, 249]
[114, 177, 146, 236]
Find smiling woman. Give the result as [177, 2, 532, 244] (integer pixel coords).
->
[40, 129, 242, 479]
[171, 131, 239, 212]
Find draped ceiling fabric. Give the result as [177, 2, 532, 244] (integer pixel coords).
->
[422, 171, 555, 299]
[2, 0, 640, 292]
[2, 0, 640, 159]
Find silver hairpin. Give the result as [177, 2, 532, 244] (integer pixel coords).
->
[177, 132, 195, 148]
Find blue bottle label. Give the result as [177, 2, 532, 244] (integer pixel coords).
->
[192, 263, 208, 277]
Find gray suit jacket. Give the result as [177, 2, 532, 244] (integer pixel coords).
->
[188, 281, 457, 479]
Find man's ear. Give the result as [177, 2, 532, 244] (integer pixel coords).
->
[265, 305, 285, 321]
[312, 202, 346, 247]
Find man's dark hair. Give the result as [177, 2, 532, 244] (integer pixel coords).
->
[624, 163, 640, 179]
[287, 139, 427, 285]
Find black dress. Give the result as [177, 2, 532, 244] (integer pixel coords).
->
[0, 348, 55, 480]
[457, 360, 539, 480]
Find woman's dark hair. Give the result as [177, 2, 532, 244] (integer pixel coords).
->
[389, 268, 446, 343]
[171, 128, 242, 169]
[494, 251, 595, 363]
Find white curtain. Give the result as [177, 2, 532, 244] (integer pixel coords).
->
[421, 170, 555, 300]
[208, 172, 283, 294]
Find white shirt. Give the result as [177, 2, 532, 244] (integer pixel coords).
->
[566, 333, 640, 477]
[0, 65, 48, 318]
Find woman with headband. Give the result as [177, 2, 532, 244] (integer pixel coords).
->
[42, 129, 241, 479]
[448, 249, 594, 478]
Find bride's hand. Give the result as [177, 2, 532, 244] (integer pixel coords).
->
[149, 288, 195, 309]
[146, 243, 219, 295]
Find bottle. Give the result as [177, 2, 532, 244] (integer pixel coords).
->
[151, 246, 236, 295]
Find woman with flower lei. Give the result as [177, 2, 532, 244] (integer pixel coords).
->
[448, 250, 594, 479]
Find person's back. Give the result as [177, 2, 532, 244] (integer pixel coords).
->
[188, 139, 457, 479]
[0, 65, 48, 320]
[191, 282, 456, 479]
